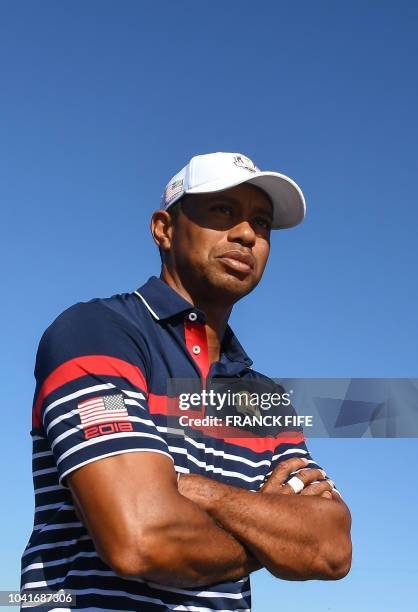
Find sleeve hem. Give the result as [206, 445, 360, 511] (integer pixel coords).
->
[59, 448, 175, 488]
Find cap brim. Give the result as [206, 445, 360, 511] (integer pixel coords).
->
[186, 171, 306, 229]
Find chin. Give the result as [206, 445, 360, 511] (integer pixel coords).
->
[207, 270, 260, 301]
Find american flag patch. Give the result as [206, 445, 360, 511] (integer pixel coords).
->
[77, 394, 130, 428]
[164, 179, 184, 206]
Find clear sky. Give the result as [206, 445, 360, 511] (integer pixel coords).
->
[1, 1, 417, 610]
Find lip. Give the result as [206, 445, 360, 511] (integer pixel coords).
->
[217, 250, 255, 273]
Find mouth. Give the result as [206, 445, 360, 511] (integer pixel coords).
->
[217, 250, 255, 274]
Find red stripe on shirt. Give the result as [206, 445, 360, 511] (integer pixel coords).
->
[223, 433, 305, 453]
[32, 355, 147, 428]
[148, 393, 304, 453]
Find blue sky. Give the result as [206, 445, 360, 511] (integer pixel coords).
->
[1, 1, 417, 610]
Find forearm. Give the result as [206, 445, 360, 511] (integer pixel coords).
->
[118, 490, 260, 587]
[70, 455, 260, 589]
[179, 475, 351, 581]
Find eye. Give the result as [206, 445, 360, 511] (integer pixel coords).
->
[254, 216, 272, 230]
[211, 204, 233, 216]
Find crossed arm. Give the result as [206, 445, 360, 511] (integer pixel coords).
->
[178, 459, 351, 582]
[68, 451, 352, 588]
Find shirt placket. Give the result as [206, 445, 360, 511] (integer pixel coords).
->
[183, 314, 210, 418]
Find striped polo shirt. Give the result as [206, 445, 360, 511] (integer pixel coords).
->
[21, 275, 325, 611]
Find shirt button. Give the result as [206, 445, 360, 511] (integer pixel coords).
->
[188, 312, 198, 322]
[192, 345, 201, 354]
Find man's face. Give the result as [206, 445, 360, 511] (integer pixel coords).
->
[168, 183, 273, 303]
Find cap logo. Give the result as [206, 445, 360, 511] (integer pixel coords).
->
[164, 179, 184, 206]
[233, 155, 259, 173]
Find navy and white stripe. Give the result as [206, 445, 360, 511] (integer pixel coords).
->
[21, 276, 331, 611]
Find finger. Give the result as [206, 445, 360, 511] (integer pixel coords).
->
[290, 468, 328, 488]
[276, 457, 310, 475]
[282, 475, 305, 494]
[281, 470, 328, 495]
[329, 489, 345, 504]
[322, 489, 346, 502]
[300, 479, 334, 496]
[270, 457, 310, 486]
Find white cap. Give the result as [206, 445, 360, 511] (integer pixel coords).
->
[161, 152, 306, 229]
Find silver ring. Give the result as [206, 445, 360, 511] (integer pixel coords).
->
[287, 476, 304, 494]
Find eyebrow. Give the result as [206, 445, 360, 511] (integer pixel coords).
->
[209, 195, 274, 220]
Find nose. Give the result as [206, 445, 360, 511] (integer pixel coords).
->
[227, 219, 257, 247]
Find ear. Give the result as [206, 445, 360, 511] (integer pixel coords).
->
[150, 210, 175, 254]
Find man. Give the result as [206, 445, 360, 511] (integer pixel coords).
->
[21, 152, 352, 611]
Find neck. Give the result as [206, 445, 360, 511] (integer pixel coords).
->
[160, 267, 233, 364]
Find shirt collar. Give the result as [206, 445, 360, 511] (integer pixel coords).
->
[135, 276, 253, 368]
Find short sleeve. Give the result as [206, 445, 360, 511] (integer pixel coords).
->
[32, 301, 172, 486]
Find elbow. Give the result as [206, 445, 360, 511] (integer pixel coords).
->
[266, 536, 352, 581]
[104, 524, 194, 584]
[333, 555, 352, 580]
[103, 530, 158, 579]
[108, 555, 147, 579]
[265, 501, 352, 582]
[317, 501, 352, 580]
[94, 517, 168, 580]
[315, 527, 352, 581]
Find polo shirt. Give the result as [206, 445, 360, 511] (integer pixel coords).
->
[21, 275, 327, 611]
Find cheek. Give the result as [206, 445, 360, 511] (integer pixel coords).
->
[191, 226, 222, 253]
[254, 240, 270, 271]
[174, 226, 218, 263]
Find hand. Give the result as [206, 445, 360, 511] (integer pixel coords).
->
[261, 457, 334, 499]
[300, 476, 335, 500]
